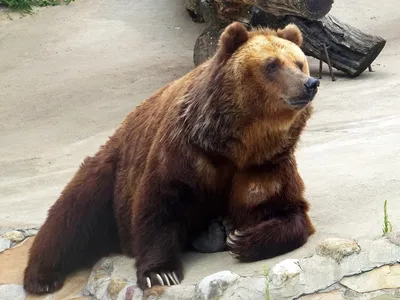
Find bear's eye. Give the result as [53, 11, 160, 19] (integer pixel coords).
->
[265, 59, 279, 74]
[296, 61, 304, 70]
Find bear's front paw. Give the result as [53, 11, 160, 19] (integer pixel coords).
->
[137, 268, 183, 290]
[227, 229, 250, 260]
[226, 228, 264, 262]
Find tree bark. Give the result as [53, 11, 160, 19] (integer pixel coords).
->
[243, 0, 333, 20]
[193, 24, 224, 67]
[191, 2, 386, 77]
[192, 0, 253, 66]
[185, 0, 333, 23]
[250, 9, 387, 77]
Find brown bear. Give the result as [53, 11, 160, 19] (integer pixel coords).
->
[23, 21, 319, 294]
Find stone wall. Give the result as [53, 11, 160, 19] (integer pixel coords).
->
[0, 230, 399, 300]
[83, 233, 400, 300]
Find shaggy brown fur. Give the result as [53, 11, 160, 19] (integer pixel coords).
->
[23, 22, 319, 294]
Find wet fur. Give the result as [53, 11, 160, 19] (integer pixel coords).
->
[24, 22, 316, 294]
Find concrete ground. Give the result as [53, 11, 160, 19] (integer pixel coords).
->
[0, 0, 399, 291]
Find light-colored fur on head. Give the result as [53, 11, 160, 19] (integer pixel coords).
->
[171, 22, 315, 168]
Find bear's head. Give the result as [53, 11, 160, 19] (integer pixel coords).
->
[213, 22, 319, 125]
[183, 22, 319, 162]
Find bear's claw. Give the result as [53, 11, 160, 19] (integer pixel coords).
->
[145, 272, 180, 288]
[156, 274, 164, 286]
[146, 277, 152, 288]
[226, 229, 252, 260]
[228, 251, 240, 259]
[234, 230, 246, 236]
[226, 234, 236, 246]
[226, 230, 247, 246]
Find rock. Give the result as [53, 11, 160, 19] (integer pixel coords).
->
[0, 229, 11, 235]
[85, 258, 113, 299]
[194, 271, 266, 300]
[298, 238, 399, 294]
[119, 283, 196, 300]
[340, 264, 400, 293]
[369, 296, 400, 300]
[269, 259, 301, 286]
[388, 231, 400, 246]
[0, 238, 11, 253]
[298, 290, 345, 300]
[0, 284, 26, 300]
[2, 231, 25, 243]
[82, 235, 400, 300]
[149, 285, 196, 300]
[316, 238, 361, 264]
[365, 238, 400, 264]
[22, 228, 39, 237]
[269, 259, 302, 299]
[85, 256, 138, 300]
[108, 277, 127, 300]
[221, 276, 267, 300]
[117, 285, 144, 300]
[194, 270, 239, 300]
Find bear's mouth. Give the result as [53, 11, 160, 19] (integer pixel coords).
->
[286, 97, 313, 109]
[287, 100, 311, 109]
[286, 89, 318, 109]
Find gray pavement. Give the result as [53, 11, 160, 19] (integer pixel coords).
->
[0, 0, 399, 284]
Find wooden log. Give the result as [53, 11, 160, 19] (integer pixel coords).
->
[193, 24, 224, 67]
[184, 0, 205, 23]
[192, 0, 253, 66]
[185, 0, 333, 24]
[190, 0, 332, 67]
[244, 0, 333, 20]
[250, 9, 387, 77]
[191, 2, 386, 77]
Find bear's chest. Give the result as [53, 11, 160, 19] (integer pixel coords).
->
[194, 154, 235, 195]
[229, 167, 282, 208]
[195, 153, 283, 206]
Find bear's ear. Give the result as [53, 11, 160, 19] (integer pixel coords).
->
[216, 22, 249, 62]
[277, 24, 303, 46]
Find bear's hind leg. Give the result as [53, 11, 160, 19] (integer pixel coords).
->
[24, 145, 120, 295]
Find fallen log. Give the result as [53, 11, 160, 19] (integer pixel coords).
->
[193, 23, 224, 67]
[245, 0, 333, 20]
[192, 3, 386, 78]
[185, 0, 334, 24]
[250, 9, 387, 77]
[189, 0, 334, 66]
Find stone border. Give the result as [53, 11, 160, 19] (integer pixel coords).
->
[0, 228, 38, 253]
[83, 232, 400, 300]
[0, 230, 399, 299]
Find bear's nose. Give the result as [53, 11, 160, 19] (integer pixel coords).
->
[304, 77, 320, 92]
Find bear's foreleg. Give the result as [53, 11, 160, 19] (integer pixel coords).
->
[227, 161, 315, 262]
[132, 178, 196, 290]
[226, 203, 314, 262]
